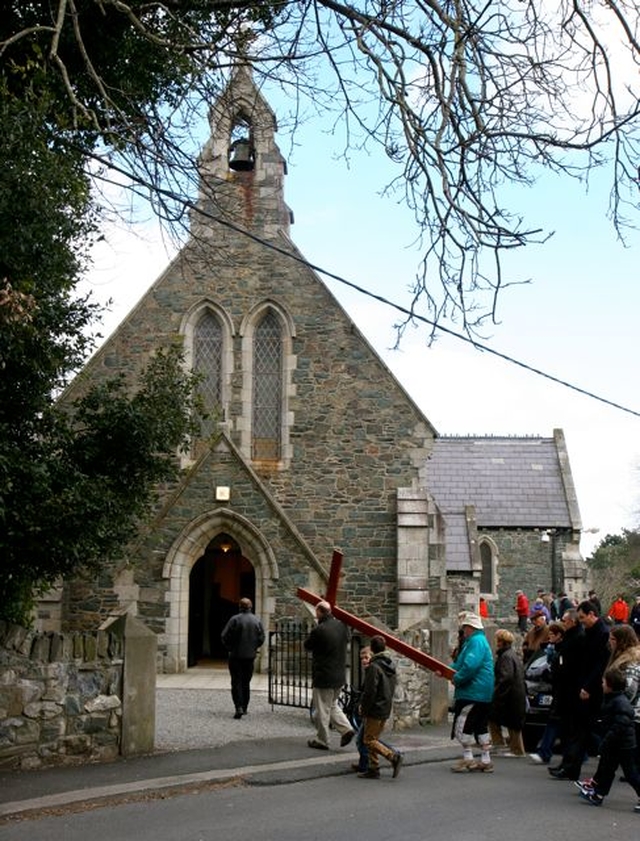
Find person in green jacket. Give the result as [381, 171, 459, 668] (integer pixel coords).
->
[449, 613, 495, 773]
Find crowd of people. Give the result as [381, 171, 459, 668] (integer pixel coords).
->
[434, 588, 640, 815]
[220, 589, 640, 811]
[491, 589, 640, 814]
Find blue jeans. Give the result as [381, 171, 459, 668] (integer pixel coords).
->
[537, 718, 560, 762]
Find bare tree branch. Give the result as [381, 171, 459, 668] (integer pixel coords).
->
[3, 0, 640, 335]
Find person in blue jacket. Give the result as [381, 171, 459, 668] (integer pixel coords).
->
[449, 612, 496, 773]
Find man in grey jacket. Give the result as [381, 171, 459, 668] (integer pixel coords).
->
[221, 598, 265, 719]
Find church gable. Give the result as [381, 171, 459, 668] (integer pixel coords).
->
[131, 433, 332, 670]
[58, 67, 439, 643]
[52, 67, 587, 665]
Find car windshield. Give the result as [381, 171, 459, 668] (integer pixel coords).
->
[525, 651, 551, 683]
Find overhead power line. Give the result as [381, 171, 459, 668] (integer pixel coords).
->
[91, 157, 640, 420]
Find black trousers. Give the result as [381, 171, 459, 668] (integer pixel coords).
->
[228, 656, 255, 713]
[560, 701, 600, 778]
[594, 746, 640, 797]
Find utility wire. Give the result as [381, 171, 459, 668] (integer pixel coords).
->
[90, 156, 640, 420]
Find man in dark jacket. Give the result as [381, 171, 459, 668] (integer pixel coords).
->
[534, 610, 584, 764]
[304, 601, 355, 750]
[577, 667, 640, 811]
[358, 635, 403, 779]
[221, 598, 265, 719]
[550, 600, 609, 780]
[553, 609, 586, 723]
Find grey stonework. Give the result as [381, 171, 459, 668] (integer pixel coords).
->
[43, 67, 586, 685]
[0, 615, 156, 770]
[481, 529, 581, 615]
[56, 72, 438, 666]
[0, 622, 123, 770]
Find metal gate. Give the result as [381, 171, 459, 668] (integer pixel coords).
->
[268, 619, 364, 710]
[268, 619, 312, 709]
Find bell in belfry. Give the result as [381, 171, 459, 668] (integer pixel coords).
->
[228, 137, 255, 171]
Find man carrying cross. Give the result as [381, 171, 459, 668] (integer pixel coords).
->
[304, 600, 355, 750]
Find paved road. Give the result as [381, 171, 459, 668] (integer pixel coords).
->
[0, 750, 634, 841]
[0, 679, 457, 821]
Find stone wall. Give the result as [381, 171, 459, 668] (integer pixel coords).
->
[0, 621, 124, 770]
[381, 628, 455, 729]
[393, 628, 440, 728]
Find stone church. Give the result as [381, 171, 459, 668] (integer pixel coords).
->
[49, 67, 586, 673]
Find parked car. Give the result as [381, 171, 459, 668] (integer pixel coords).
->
[523, 650, 554, 751]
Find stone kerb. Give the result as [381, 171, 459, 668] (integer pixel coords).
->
[0, 621, 124, 770]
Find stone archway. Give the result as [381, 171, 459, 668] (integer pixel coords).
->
[162, 508, 279, 673]
[187, 532, 254, 666]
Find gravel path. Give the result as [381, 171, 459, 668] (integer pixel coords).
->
[155, 688, 313, 752]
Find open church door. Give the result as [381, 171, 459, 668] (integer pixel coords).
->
[187, 533, 256, 667]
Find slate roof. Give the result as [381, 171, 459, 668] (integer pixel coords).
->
[426, 433, 581, 572]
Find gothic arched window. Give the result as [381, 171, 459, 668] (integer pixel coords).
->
[194, 311, 223, 438]
[252, 310, 282, 461]
[479, 539, 495, 594]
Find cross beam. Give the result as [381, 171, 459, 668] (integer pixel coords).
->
[296, 549, 453, 680]
[324, 549, 343, 607]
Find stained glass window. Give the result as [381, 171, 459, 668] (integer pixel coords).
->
[194, 312, 222, 437]
[252, 310, 282, 460]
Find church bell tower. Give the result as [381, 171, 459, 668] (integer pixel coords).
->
[191, 66, 293, 243]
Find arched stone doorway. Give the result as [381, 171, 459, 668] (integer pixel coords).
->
[162, 508, 278, 673]
[187, 532, 256, 666]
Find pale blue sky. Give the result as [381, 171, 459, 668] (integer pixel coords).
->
[84, 92, 640, 559]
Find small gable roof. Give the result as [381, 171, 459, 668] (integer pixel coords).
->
[426, 431, 582, 571]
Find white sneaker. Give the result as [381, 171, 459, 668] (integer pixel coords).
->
[528, 753, 544, 764]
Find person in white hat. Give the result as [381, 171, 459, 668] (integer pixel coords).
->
[449, 613, 495, 773]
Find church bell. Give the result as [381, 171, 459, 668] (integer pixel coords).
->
[228, 138, 255, 171]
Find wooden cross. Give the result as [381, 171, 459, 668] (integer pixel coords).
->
[296, 549, 454, 680]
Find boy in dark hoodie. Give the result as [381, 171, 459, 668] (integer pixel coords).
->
[577, 666, 640, 812]
[357, 635, 403, 779]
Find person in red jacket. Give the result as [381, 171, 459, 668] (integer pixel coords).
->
[607, 594, 630, 625]
[479, 597, 490, 619]
[514, 590, 529, 634]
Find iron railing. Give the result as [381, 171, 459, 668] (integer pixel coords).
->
[268, 619, 364, 711]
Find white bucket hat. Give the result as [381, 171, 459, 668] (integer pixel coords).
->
[460, 613, 484, 630]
